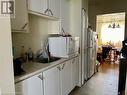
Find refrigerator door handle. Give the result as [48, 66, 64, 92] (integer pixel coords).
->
[88, 46, 92, 48]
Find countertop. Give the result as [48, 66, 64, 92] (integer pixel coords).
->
[15, 56, 78, 83]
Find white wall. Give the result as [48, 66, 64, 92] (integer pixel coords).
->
[70, 0, 82, 37]
[0, 10, 15, 95]
[70, 0, 88, 86]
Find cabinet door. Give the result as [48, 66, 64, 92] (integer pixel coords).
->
[43, 66, 60, 95]
[28, 0, 48, 15]
[75, 57, 79, 85]
[71, 57, 79, 90]
[61, 0, 70, 33]
[60, 61, 72, 95]
[48, 0, 60, 18]
[15, 73, 43, 95]
[11, 0, 28, 32]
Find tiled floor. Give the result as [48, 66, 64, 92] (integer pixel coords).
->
[70, 61, 125, 95]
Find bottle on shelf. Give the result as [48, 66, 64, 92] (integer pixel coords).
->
[27, 48, 34, 62]
[20, 46, 27, 62]
[20, 46, 26, 58]
[12, 46, 16, 59]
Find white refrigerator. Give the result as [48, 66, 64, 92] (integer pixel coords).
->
[81, 8, 97, 85]
[87, 29, 96, 79]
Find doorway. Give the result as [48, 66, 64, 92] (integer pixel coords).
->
[96, 12, 125, 63]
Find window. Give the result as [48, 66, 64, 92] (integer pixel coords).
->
[101, 21, 125, 48]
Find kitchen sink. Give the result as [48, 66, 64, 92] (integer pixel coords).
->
[36, 57, 61, 63]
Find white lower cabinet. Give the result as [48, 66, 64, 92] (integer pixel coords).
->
[71, 57, 79, 90]
[15, 73, 43, 95]
[15, 57, 79, 95]
[43, 66, 60, 95]
[60, 61, 72, 95]
[43, 59, 78, 95]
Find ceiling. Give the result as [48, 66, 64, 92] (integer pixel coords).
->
[97, 12, 125, 23]
[88, 0, 127, 30]
[89, 0, 127, 6]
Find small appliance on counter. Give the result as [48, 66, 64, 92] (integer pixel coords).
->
[48, 36, 79, 58]
[13, 58, 25, 76]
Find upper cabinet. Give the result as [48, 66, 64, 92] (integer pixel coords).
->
[28, 0, 48, 15]
[28, 0, 60, 19]
[48, 0, 60, 18]
[11, 0, 28, 32]
[61, 0, 70, 33]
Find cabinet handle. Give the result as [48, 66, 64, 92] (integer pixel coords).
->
[21, 23, 28, 29]
[38, 75, 43, 80]
[57, 66, 61, 71]
[82, 8, 86, 12]
[62, 27, 65, 33]
[61, 27, 66, 36]
[44, 8, 49, 14]
[62, 63, 65, 69]
[72, 59, 75, 64]
[48, 9, 53, 16]
[26, 0, 28, 9]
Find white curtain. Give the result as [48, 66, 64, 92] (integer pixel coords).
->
[101, 21, 125, 49]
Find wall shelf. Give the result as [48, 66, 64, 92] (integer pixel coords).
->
[28, 10, 60, 21]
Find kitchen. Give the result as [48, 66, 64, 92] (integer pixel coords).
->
[0, 0, 97, 95]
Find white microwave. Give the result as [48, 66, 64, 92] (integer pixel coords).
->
[48, 36, 79, 58]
